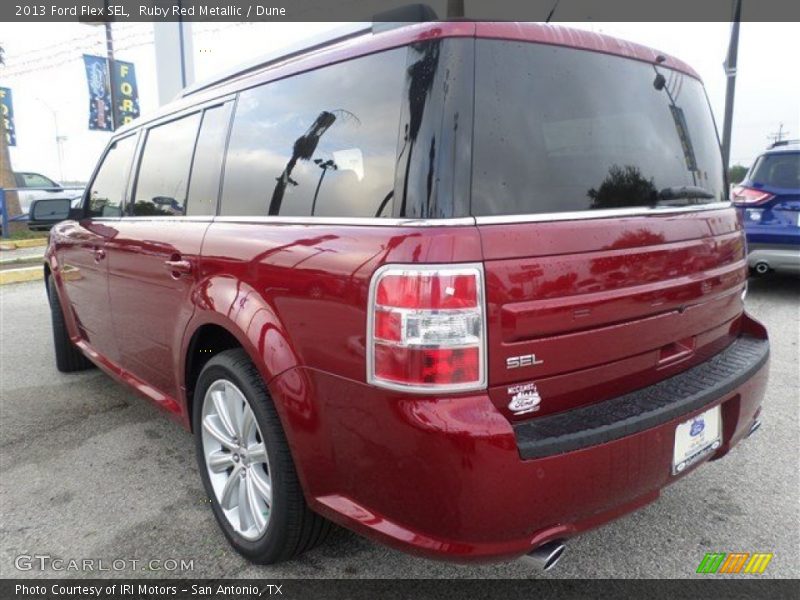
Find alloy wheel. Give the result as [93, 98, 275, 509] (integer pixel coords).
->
[201, 379, 272, 540]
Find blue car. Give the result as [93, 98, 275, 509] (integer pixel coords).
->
[733, 141, 800, 276]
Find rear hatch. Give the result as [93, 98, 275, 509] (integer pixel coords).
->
[470, 37, 748, 420]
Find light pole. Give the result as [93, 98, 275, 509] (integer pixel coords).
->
[311, 158, 337, 216]
[104, 20, 118, 130]
[80, 2, 119, 130]
[36, 97, 66, 182]
[721, 0, 742, 175]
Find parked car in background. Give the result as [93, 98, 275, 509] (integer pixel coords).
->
[733, 141, 800, 275]
[13, 172, 84, 215]
[36, 21, 770, 570]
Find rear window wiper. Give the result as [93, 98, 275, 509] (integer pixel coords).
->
[657, 185, 716, 204]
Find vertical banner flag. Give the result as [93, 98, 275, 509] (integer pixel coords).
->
[0, 87, 17, 146]
[83, 55, 140, 131]
[111, 60, 140, 127]
[83, 54, 113, 131]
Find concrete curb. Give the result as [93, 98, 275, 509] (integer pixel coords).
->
[0, 254, 44, 266]
[0, 266, 43, 285]
[0, 238, 48, 250]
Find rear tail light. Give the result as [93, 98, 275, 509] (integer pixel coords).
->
[367, 264, 486, 393]
[731, 186, 775, 206]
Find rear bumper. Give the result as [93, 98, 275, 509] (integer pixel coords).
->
[747, 246, 800, 274]
[270, 314, 770, 563]
[514, 334, 768, 459]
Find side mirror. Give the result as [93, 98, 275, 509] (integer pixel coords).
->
[28, 198, 72, 230]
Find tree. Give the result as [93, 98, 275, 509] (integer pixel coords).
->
[0, 41, 24, 234]
[728, 164, 748, 184]
[588, 164, 658, 209]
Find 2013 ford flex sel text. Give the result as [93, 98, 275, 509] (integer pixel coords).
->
[41, 22, 770, 568]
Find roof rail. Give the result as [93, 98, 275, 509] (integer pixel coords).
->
[769, 139, 800, 149]
[182, 4, 439, 99]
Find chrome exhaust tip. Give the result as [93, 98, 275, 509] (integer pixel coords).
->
[520, 540, 566, 571]
[748, 419, 762, 438]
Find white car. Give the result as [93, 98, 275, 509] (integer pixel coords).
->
[13, 172, 84, 215]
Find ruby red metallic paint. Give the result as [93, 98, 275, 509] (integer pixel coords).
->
[43, 21, 769, 563]
[46, 211, 769, 561]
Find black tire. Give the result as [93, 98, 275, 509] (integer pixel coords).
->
[192, 348, 331, 564]
[47, 276, 93, 372]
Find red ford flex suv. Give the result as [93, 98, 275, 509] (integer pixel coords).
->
[39, 21, 769, 569]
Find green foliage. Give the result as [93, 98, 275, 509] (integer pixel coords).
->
[729, 164, 748, 184]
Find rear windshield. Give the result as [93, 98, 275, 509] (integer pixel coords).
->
[472, 40, 726, 216]
[748, 152, 800, 189]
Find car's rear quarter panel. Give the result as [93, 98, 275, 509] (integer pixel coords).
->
[189, 221, 483, 490]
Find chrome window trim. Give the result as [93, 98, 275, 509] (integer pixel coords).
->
[475, 202, 732, 225]
[473, 202, 731, 225]
[114, 93, 238, 138]
[207, 204, 730, 227]
[366, 263, 488, 395]
[117, 216, 215, 223]
[212, 216, 476, 227]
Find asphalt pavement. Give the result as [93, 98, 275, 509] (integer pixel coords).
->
[1, 275, 798, 579]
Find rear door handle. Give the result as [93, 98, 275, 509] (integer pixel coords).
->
[164, 259, 192, 277]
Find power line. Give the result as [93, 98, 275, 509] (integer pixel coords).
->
[1, 24, 147, 71]
[1, 23, 250, 79]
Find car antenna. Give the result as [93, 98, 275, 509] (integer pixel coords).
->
[545, 0, 561, 23]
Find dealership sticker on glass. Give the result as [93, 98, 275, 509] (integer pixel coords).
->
[673, 405, 721, 475]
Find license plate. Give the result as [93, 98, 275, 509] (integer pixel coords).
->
[673, 406, 721, 475]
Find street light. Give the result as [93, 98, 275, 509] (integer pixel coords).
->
[311, 158, 337, 216]
[35, 97, 66, 182]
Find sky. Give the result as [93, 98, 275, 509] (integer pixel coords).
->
[1, 21, 798, 183]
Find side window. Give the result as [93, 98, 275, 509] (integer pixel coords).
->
[220, 48, 405, 218]
[21, 173, 57, 188]
[132, 113, 201, 216]
[186, 103, 233, 216]
[87, 135, 137, 218]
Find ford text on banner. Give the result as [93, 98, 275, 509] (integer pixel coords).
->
[111, 60, 140, 127]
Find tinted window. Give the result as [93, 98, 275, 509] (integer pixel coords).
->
[221, 48, 405, 218]
[186, 103, 232, 216]
[748, 153, 800, 189]
[132, 113, 201, 216]
[87, 135, 137, 217]
[472, 41, 726, 216]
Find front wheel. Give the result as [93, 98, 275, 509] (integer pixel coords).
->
[47, 276, 93, 372]
[192, 348, 331, 563]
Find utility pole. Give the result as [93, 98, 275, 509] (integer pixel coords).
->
[104, 20, 118, 130]
[720, 0, 742, 174]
